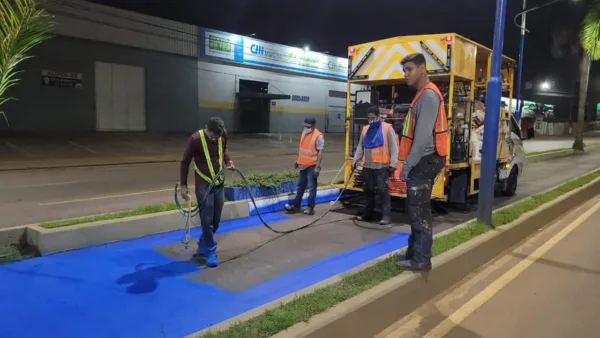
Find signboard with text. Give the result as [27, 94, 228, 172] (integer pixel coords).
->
[199, 28, 347, 80]
[41, 69, 83, 89]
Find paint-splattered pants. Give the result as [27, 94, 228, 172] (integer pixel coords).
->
[405, 154, 446, 265]
[362, 167, 391, 219]
[196, 184, 225, 251]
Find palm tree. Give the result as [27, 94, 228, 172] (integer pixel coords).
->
[0, 0, 54, 126]
[551, 0, 600, 151]
[574, 3, 600, 150]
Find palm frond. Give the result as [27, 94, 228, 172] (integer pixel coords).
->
[580, 1, 600, 60]
[0, 0, 54, 124]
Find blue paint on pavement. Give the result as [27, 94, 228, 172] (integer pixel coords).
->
[0, 212, 409, 338]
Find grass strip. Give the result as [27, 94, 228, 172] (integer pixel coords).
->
[40, 202, 196, 229]
[526, 143, 599, 157]
[39, 184, 332, 229]
[198, 168, 600, 338]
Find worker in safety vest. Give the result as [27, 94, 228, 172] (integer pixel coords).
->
[179, 117, 234, 268]
[395, 53, 448, 272]
[352, 105, 399, 225]
[285, 118, 324, 215]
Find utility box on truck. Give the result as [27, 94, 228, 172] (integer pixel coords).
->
[333, 33, 525, 205]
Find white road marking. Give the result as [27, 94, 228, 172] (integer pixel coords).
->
[39, 188, 173, 206]
[3, 140, 33, 157]
[68, 140, 98, 154]
[0, 181, 80, 190]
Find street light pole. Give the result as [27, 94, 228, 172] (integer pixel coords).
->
[514, 0, 527, 121]
[477, 0, 508, 225]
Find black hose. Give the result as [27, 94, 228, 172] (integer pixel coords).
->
[174, 166, 357, 235]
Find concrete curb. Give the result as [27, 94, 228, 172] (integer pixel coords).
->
[526, 144, 600, 163]
[0, 186, 342, 256]
[190, 170, 600, 338]
[271, 176, 600, 338]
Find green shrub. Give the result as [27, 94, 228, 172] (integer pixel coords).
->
[228, 170, 298, 188]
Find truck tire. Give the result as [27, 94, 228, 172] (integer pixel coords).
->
[501, 167, 518, 197]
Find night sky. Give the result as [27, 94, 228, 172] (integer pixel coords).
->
[91, 0, 589, 100]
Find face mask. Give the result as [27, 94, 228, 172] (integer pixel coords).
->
[368, 117, 381, 125]
[303, 127, 312, 133]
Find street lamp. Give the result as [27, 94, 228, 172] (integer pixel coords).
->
[303, 45, 310, 52]
[513, 0, 577, 121]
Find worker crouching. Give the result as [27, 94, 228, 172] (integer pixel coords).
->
[179, 117, 234, 268]
[285, 118, 324, 215]
[353, 105, 399, 225]
[396, 53, 448, 272]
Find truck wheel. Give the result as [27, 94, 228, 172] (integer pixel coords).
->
[501, 167, 518, 197]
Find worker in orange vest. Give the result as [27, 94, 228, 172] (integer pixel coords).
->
[395, 53, 449, 272]
[285, 118, 324, 215]
[352, 105, 399, 225]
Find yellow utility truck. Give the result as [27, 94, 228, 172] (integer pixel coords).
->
[333, 33, 525, 206]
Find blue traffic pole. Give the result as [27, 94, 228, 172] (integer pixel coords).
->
[478, 0, 508, 225]
[514, 0, 527, 121]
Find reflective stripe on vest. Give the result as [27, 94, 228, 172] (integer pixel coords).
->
[398, 82, 449, 161]
[194, 129, 224, 184]
[361, 122, 392, 164]
[297, 129, 322, 166]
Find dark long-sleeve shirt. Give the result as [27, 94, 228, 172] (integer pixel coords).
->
[180, 130, 232, 186]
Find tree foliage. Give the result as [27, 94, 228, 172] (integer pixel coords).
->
[580, 1, 600, 61]
[0, 0, 54, 126]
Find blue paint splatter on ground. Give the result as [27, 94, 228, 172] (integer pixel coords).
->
[0, 213, 408, 338]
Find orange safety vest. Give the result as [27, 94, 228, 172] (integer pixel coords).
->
[360, 122, 392, 164]
[297, 129, 323, 166]
[398, 82, 449, 161]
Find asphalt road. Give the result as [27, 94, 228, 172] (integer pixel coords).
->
[376, 194, 600, 338]
[0, 138, 598, 228]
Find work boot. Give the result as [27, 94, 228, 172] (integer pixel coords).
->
[205, 241, 218, 268]
[380, 216, 391, 226]
[396, 259, 431, 272]
[284, 204, 300, 213]
[302, 207, 315, 215]
[356, 211, 373, 222]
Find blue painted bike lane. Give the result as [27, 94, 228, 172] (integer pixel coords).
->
[0, 213, 408, 338]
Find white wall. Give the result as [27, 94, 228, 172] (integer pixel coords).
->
[197, 61, 363, 133]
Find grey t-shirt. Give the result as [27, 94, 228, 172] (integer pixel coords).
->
[403, 89, 441, 171]
[353, 124, 399, 169]
[298, 131, 324, 170]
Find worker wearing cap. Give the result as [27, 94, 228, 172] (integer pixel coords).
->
[180, 117, 234, 268]
[396, 53, 448, 272]
[353, 105, 399, 225]
[285, 118, 324, 215]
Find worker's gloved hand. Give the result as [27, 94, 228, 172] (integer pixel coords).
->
[388, 166, 396, 176]
[180, 185, 190, 201]
[314, 166, 321, 179]
[399, 166, 411, 182]
[294, 162, 299, 169]
[226, 160, 235, 170]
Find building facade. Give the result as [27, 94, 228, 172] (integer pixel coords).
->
[0, 0, 360, 134]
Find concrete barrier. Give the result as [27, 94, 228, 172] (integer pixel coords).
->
[25, 199, 249, 255]
[273, 176, 600, 338]
[1, 187, 342, 256]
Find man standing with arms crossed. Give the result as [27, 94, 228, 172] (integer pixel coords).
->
[395, 53, 449, 272]
[180, 117, 234, 268]
[285, 118, 324, 215]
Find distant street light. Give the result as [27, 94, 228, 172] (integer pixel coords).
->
[541, 81, 551, 90]
[303, 45, 310, 52]
[513, 0, 580, 120]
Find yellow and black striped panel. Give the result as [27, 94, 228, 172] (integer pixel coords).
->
[350, 36, 450, 81]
